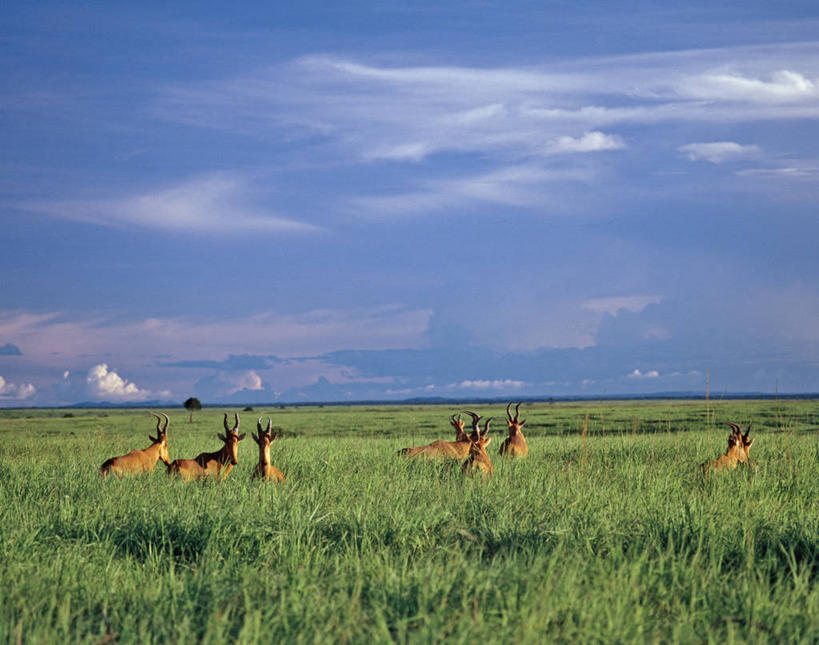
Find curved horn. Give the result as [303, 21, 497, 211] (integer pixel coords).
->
[266, 417, 273, 432]
[515, 402, 522, 422]
[506, 402, 513, 421]
[726, 422, 742, 437]
[160, 412, 170, 432]
[257, 416, 264, 432]
[462, 410, 481, 421]
[150, 412, 162, 433]
[224, 413, 230, 432]
[232, 413, 240, 432]
[482, 418, 492, 436]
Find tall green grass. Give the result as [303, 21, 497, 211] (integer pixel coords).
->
[0, 400, 817, 643]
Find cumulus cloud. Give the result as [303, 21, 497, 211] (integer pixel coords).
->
[627, 369, 660, 379]
[0, 376, 36, 399]
[679, 141, 762, 163]
[86, 364, 151, 401]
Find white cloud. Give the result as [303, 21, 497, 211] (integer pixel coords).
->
[86, 364, 151, 401]
[626, 369, 660, 379]
[0, 376, 36, 400]
[679, 70, 817, 103]
[19, 174, 320, 235]
[679, 141, 762, 163]
[547, 131, 625, 154]
[451, 379, 527, 390]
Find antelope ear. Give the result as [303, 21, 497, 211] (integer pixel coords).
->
[251, 432, 260, 444]
[237, 433, 247, 441]
[148, 434, 157, 443]
[519, 419, 526, 426]
[748, 437, 755, 447]
[217, 433, 227, 442]
[483, 436, 492, 446]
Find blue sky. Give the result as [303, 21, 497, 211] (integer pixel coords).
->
[2, 1, 819, 405]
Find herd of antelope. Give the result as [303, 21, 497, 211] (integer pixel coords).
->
[98, 403, 755, 480]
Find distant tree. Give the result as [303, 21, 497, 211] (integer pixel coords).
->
[183, 397, 202, 423]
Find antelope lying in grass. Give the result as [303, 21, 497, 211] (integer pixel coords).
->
[167, 413, 246, 482]
[702, 422, 755, 475]
[397, 414, 472, 459]
[499, 402, 528, 458]
[252, 417, 285, 483]
[99, 412, 171, 477]
[461, 411, 494, 479]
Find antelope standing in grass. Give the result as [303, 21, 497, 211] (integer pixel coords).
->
[397, 414, 472, 459]
[499, 402, 528, 458]
[252, 417, 285, 483]
[99, 412, 170, 477]
[702, 422, 755, 475]
[461, 411, 494, 478]
[167, 413, 246, 482]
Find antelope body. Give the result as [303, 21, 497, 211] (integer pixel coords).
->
[99, 412, 170, 477]
[398, 414, 472, 460]
[252, 417, 285, 483]
[167, 413, 246, 481]
[499, 402, 528, 458]
[702, 423, 755, 475]
[461, 411, 494, 479]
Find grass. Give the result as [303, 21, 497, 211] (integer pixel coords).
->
[0, 399, 817, 643]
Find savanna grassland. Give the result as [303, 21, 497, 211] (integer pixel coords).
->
[0, 400, 817, 643]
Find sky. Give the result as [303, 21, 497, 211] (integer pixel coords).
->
[2, 1, 819, 406]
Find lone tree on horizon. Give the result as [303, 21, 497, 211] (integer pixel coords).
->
[183, 397, 202, 423]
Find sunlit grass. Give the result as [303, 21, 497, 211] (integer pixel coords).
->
[0, 400, 817, 642]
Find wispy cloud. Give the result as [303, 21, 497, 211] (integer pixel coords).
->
[18, 174, 320, 235]
[679, 141, 762, 163]
[582, 295, 663, 316]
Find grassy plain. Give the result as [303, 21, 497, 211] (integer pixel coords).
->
[0, 399, 817, 643]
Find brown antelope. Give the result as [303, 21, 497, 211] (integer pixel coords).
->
[251, 416, 285, 483]
[702, 422, 755, 475]
[167, 413, 246, 482]
[499, 402, 528, 458]
[461, 411, 494, 478]
[99, 412, 170, 477]
[397, 414, 472, 459]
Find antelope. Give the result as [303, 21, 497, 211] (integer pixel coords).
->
[702, 422, 755, 475]
[499, 402, 528, 458]
[397, 414, 472, 459]
[461, 411, 494, 478]
[99, 412, 170, 477]
[167, 413, 246, 481]
[251, 417, 285, 483]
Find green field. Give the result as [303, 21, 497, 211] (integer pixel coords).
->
[0, 400, 817, 643]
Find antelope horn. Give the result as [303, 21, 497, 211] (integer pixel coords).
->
[150, 412, 162, 433]
[506, 402, 513, 421]
[483, 418, 492, 436]
[266, 417, 273, 432]
[232, 413, 240, 432]
[161, 412, 170, 432]
[743, 424, 751, 441]
[515, 402, 522, 422]
[257, 416, 264, 432]
[462, 410, 481, 421]
[726, 422, 742, 437]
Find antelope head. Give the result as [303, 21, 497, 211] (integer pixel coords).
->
[218, 413, 246, 465]
[253, 416, 281, 448]
[727, 422, 754, 464]
[450, 413, 468, 441]
[462, 410, 483, 442]
[149, 412, 171, 465]
[505, 402, 526, 436]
